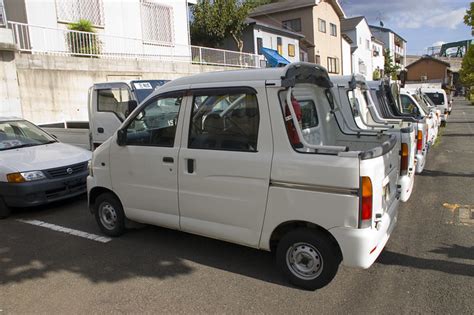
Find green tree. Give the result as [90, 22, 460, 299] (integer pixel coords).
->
[463, 2, 474, 27]
[190, 0, 269, 51]
[383, 49, 400, 79]
[461, 3, 474, 100]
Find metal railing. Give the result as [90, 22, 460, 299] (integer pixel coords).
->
[8, 21, 260, 68]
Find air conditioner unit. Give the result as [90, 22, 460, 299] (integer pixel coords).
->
[421, 75, 428, 81]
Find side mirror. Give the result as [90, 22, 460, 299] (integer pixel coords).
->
[117, 129, 127, 146]
[126, 100, 138, 117]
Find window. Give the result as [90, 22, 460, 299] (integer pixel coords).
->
[282, 18, 302, 32]
[318, 19, 326, 33]
[257, 37, 263, 55]
[425, 92, 445, 105]
[400, 95, 419, 115]
[141, 0, 174, 45]
[330, 23, 337, 36]
[56, 0, 104, 26]
[97, 88, 132, 122]
[288, 44, 295, 57]
[327, 57, 339, 74]
[277, 37, 282, 55]
[299, 100, 319, 129]
[0, 120, 56, 151]
[315, 55, 321, 65]
[366, 39, 370, 50]
[0, 0, 6, 26]
[189, 89, 259, 152]
[125, 94, 182, 147]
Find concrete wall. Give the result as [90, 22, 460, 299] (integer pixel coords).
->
[13, 54, 232, 124]
[0, 28, 21, 117]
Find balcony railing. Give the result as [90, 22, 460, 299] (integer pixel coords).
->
[8, 21, 259, 68]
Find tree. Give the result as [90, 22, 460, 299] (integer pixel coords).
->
[190, 0, 270, 51]
[460, 3, 474, 101]
[463, 2, 474, 28]
[383, 49, 400, 79]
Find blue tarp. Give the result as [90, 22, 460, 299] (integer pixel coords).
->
[261, 47, 290, 67]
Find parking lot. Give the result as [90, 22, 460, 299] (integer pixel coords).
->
[1, 99, 473, 314]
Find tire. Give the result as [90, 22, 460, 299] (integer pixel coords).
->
[94, 192, 126, 237]
[0, 197, 11, 219]
[276, 228, 341, 290]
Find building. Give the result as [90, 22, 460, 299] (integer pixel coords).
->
[341, 16, 373, 80]
[250, 0, 345, 74]
[371, 37, 384, 78]
[369, 25, 407, 69]
[341, 33, 352, 75]
[1, 0, 193, 60]
[220, 18, 304, 67]
[406, 55, 453, 86]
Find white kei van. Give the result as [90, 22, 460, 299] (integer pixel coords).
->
[88, 63, 400, 290]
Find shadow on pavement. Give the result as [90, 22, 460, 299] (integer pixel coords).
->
[0, 222, 288, 288]
[430, 244, 474, 261]
[417, 169, 474, 178]
[442, 133, 474, 137]
[377, 250, 474, 277]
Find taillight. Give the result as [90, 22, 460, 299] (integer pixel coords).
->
[417, 130, 423, 151]
[359, 176, 373, 228]
[400, 143, 409, 176]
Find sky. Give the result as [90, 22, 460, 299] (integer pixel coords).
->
[340, 0, 473, 55]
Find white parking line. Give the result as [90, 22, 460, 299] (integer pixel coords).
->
[17, 219, 112, 243]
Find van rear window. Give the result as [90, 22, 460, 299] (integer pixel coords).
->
[425, 92, 444, 105]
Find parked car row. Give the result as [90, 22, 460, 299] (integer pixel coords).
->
[0, 62, 449, 291]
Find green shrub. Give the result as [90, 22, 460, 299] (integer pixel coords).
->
[67, 19, 101, 56]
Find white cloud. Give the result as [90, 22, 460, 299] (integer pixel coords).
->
[432, 41, 446, 46]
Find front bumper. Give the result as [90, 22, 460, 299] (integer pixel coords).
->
[0, 170, 87, 207]
[329, 194, 399, 269]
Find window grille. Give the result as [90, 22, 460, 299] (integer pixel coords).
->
[56, 0, 104, 26]
[0, 0, 6, 26]
[140, 0, 174, 45]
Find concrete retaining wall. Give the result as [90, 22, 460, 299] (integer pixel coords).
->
[11, 54, 233, 124]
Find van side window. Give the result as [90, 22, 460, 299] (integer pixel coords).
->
[299, 100, 318, 129]
[400, 95, 418, 115]
[125, 95, 182, 147]
[188, 90, 259, 152]
[97, 88, 132, 121]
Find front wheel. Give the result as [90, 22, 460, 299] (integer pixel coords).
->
[276, 228, 341, 290]
[94, 193, 126, 237]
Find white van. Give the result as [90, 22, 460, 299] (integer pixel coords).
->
[421, 88, 449, 123]
[0, 117, 91, 218]
[88, 63, 400, 290]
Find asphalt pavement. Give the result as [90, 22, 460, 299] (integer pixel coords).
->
[1, 98, 473, 314]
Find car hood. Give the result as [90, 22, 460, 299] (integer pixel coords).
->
[0, 142, 92, 174]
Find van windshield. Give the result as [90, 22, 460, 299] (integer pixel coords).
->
[425, 92, 445, 105]
[0, 120, 57, 151]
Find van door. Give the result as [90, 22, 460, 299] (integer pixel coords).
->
[90, 83, 134, 148]
[178, 86, 272, 247]
[109, 91, 186, 229]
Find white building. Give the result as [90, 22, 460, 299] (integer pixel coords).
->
[2, 0, 193, 60]
[341, 33, 352, 76]
[369, 25, 407, 69]
[371, 37, 384, 77]
[341, 16, 374, 80]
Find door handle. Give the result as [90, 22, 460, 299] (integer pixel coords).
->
[97, 127, 104, 134]
[163, 157, 174, 163]
[187, 159, 195, 174]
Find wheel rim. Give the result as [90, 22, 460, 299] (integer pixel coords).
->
[99, 202, 118, 230]
[286, 242, 323, 280]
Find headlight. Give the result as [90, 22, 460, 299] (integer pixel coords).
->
[7, 171, 46, 183]
[88, 160, 93, 177]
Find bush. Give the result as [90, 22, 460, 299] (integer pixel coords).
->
[66, 19, 102, 56]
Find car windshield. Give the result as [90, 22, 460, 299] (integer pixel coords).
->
[425, 92, 445, 105]
[0, 120, 56, 151]
[131, 80, 170, 103]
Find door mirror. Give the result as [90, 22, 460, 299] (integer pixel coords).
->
[117, 129, 127, 146]
[126, 100, 138, 117]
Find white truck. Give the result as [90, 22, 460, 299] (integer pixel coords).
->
[88, 63, 400, 290]
[331, 76, 416, 202]
[40, 80, 169, 150]
[420, 87, 450, 124]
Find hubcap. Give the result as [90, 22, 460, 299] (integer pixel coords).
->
[99, 202, 117, 230]
[286, 242, 323, 280]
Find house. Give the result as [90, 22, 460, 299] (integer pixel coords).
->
[340, 16, 374, 80]
[1, 0, 193, 59]
[406, 55, 453, 86]
[371, 37, 384, 78]
[250, 0, 345, 74]
[220, 18, 304, 67]
[369, 25, 407, 68]
[341, 33, 352, 75]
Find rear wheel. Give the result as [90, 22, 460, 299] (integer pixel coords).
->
[276, 228, 341, 290]
[94, 193, 125, 237]
[0, 197, 11, 219]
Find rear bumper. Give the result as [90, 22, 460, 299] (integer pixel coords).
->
[398, 173, 415, 202]
[0, 171, 87, 207]
[415, 151, 426, 174]
[329, 195, 399, 269]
